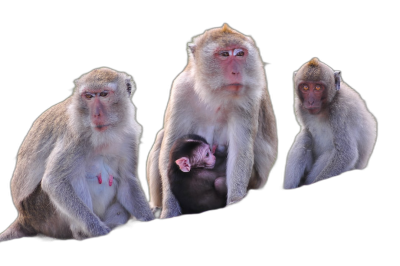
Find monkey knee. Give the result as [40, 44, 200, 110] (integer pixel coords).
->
[214, 177, 227, 196]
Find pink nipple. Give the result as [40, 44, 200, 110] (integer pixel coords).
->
[109, 175, 114, 186]
[97, 173, 102, 184]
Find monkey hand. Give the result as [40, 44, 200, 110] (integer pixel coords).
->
[87, 220, 111, 237]
[160, 197, 181, 219]
[134, 210, 155, 222]
[227, 192, 247, 205]
[150, 206, 161, 218]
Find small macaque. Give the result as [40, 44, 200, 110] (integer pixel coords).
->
[168, 135, 227, 214]
[0, 68, 153, 242]
[284, 58, 377, 188]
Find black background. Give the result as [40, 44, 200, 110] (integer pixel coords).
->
[0, 2, 398, 261]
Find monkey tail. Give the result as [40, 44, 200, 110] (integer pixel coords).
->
[0, 219, 36, 242]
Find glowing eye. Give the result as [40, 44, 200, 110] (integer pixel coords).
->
[84, 93, 93, 99]
[99, 91, 109, 97]
[233, 49, 244, 56]
[220, 51, 230, 57]
[303, 85, 309, 90]
[315, 85, 321, 91]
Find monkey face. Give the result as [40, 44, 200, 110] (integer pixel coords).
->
[191, 143, 216, 170]
[80, 87, 118, 132]
[298, 81, 327, 114]
[214, 46, 248, 93]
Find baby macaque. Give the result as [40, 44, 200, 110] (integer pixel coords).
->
[168, 135, 227, 214]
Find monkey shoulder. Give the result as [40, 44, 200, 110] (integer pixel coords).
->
[20, 98, 72, 151]
[329, 84, 373, 131]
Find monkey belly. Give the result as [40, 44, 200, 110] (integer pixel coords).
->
[308, 119, 334, 158]
[85, 156, 118, 218]
[194, 121, 229, 148]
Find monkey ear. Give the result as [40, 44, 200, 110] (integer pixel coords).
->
[188, 43, 196, 56]
[175, 157, 191, 172]
[334, 71, 341, 91]
[211, 144, 217, 154]
[125, 78, 136, 97]
[293, 71, 298, 78]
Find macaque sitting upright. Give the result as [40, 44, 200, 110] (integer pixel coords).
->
[168, 134, 227, 214]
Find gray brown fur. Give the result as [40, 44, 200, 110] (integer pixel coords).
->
[284, 58, 377, 189]
[0, 68, 153, 242]
[146, 24, 278, 218]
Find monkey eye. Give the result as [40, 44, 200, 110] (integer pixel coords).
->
[315, 85, 321, 91]
[84, 93, 94, 99]
[99, 91, 109, 97]
[233, 49, 245, 56]
[303, 85, 309, 91]
[206, 152, 209, 157]
[220, 51, 230, 57]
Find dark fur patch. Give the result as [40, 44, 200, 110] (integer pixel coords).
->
[127, 82, 132, 95]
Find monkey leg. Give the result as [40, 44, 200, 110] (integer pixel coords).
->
[0, 219, 37, 242]
[284, 130, 313, 189]
[146, 129, 164, 210]
[214, 177, 227, 196]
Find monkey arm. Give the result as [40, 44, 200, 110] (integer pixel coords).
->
[226, 110, 256, 204]
[305, 107, 359, 184]
[146, 129, 164, 209]
[252, 94, 278, 188]
[117, 138, 154, 221]
[158, 127, 184, 218]
[158, 96, 192, 218]
[284, 129, 313, 189]
[116, 177, 154, 221]
[41, 140, 110, 237]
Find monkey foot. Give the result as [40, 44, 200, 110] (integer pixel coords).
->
[97, 173, 102, 184]
[109, 175, 113, 186]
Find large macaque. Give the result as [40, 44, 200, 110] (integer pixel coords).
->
[284, 58, 377, 189]
[147, 24, 278, 218]
[0, 68, 153, 242]
[169, 135, 227, 214]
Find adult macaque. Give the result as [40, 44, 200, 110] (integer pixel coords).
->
[169, 134, 227, 214]
[0, 68, 153, 242]
[147, 24, 278, 218]
[284, 58, 377, 189]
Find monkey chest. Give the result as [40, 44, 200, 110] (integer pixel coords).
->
[195, 123, 229, 147]
[85, 156, 118, 218]
[309, 122, 334, 158]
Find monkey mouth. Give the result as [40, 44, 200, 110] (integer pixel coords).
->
[94, 124, 110, 132]
[204, 163, 216, 169]
[223, 84, 243, 93]
[305, 106, 322, 114]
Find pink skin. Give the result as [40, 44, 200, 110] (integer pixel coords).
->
[176, 145, 216, 172]
[215, 46, 248, 92]
[212, 144, 217, 154]
[81, 89, 114, 132]
[108, 175, 113, 187]
[299, 82, 327, 115]
[96, 173, 114, 186]
[97, 173, 102, 184]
